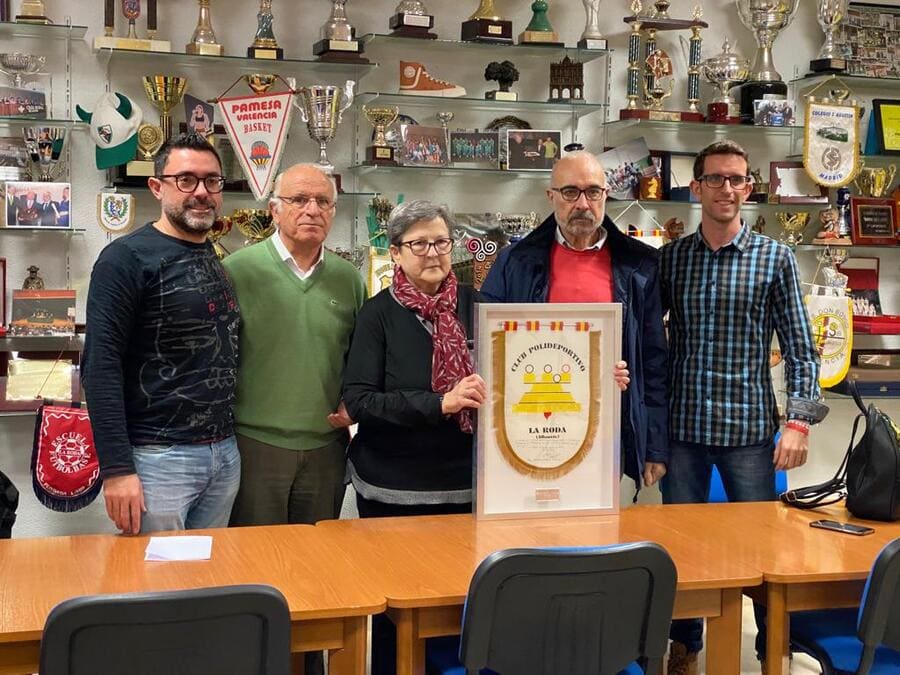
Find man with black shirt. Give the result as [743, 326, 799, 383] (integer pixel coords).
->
[82, 133, 240, 535]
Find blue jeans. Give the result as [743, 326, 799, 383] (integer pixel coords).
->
[133, 435, 241, 534]
[661, 438, 777, 658]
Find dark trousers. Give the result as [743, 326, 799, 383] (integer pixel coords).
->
[661, 438, 777, 658]
[357, 494, 472, 675]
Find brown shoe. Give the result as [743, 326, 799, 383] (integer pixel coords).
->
[667, 641, 699, 675]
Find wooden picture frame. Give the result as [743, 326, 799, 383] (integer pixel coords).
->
[769, 161, 829, 204]
[871, 99, 900, 156]
[850, 197, 898, 246]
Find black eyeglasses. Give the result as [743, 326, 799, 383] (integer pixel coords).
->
[275, 194, 335, 210]
[398, 238, 454, 256]
[698, 174, 753, 189]
[157, 174, 226, 193]
[550, 186, 609, 202]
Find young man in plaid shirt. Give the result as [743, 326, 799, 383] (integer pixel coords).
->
[660, 140, 828, 675]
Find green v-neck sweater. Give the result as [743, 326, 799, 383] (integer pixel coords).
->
[222, 237, 366, 450]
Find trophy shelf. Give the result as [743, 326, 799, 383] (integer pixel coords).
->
[0, 117, 87, 130]
[0, 20, 87, 41]
[0, 373, 82, 417]
[791, 73, 900, 91]
[605, 118, 802, 138]
[796, 244, 900, 252]
[606, 198, 781, 212]
[349, 164, 552, 179]
[359, 33, 609, 64]
[96, 47, 377, 78]
[110, 182, 379, 199]
[0, 228, 85, 235]
[357, 92, 606, 120]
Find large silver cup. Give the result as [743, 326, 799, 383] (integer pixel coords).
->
[23, 126, 65, 181]
[816, 0, 849, 62]
[735, 0, 800, 82]
[0, 52, 46, 87]
[293, 80, 355, 173]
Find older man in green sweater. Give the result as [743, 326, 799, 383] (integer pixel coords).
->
[224, 164, 365, 530]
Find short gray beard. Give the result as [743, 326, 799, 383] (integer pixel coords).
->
[562, 210, 598, 240]
[164, 198, 217, 236]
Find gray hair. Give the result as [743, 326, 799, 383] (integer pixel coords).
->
[268, 163, 338, 212]
[387, 200, 456, 246]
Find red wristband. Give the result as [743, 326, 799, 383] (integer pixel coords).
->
[785, 421, 810, 435]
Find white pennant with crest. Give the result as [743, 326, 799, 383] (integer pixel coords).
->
[804, 100, 860, 188]
[218, 90, 294, 200]
[805, 287, 853, 388]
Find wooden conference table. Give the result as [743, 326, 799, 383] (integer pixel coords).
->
[0, 524, 384, 675]
[316, 504, 764, 675]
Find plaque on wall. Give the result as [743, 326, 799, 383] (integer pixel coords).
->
[850, 197, 898, 246]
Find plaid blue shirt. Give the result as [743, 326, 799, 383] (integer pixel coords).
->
[660, 222, 822, 447]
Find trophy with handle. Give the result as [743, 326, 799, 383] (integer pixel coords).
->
[23, 126, 66, 182]
[0, 53, 45, 88]
[142, 75, 187, 143]
[293, 80, 355, 177]
[811, 0, 849, 73]
[363, 105, 400, 166]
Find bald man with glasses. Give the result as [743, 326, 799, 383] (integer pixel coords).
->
[83, 132, 240, 536]
[481, 151, 670, 492]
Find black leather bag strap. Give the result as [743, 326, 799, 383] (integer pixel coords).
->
[847, 378, 868, 415]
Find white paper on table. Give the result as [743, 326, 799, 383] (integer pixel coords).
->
[144, 536, 213, 561]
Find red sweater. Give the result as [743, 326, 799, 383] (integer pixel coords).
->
[547, 241, 614, 303]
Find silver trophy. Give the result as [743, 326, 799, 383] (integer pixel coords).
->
[314, 0, 366, 61]
[23, 126, 66, 181]
[579, 0, 606, 49]
[812, 0, 849, 72]
[293, 80, 355, 173]
[322, 0, 354, 41]
[396, 0, 428, 13]
[736, 0, 800, 83]
[701, 39, 749, 123]
[0, 52, 46, 87]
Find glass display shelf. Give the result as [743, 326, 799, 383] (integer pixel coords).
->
[111, 183, 378, 199]
[0, 227, 85, 234]
[356, 92, 606, 119]
[0, 374, 82, 416]
[0, 20, 87, 41]
[360, 34, 609, 63]
[0, 117, 87, 130]
[795, 244, 900, 252]
[605, 198, 788, 211]
[349, 164, 551, 179]
[791, 73, 900, 91]
[0, 335, 83, 352]
[605, 118, 802, 137]
[96, 48, 376, 77]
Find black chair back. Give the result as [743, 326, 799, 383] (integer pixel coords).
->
[458, 542, 677, 675]
[856, 538, 900, 674]
[0, 468, 18, 538]
[40, 584, 291, 675]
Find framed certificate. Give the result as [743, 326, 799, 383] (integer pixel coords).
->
[850, 197, 898, 246]
[475, 303, 622, 519]
[872, 99, 900, 156]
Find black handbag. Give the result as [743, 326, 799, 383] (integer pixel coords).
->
[781, 381, 900, 522]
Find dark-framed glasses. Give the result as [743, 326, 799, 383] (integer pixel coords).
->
[157, 173, 226, 193]
[275, 194, 335, 210]
[699, 174, 753, 189]
[398, 237, 454, 256]
[550, 186, 608, 202]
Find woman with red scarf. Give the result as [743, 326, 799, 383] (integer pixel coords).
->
[343, 200, 486, 520]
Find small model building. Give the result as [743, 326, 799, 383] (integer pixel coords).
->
[548, 56, 584, 102]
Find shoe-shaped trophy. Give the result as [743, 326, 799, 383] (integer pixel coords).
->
[461, 0, 513, 44]
[186, 0, 224, 56]
[23, 127, 66, 181]
[249, 0, 283, 59]
[736, 0, 800, 124]
[313, 0, 369, 63]
[142, 75, 187, 143]
[15, 0, 50, 24]
[390, 1, 436, 39]
[230, 208, 275, 246]
[0, 52, 46, 88]
[293, 80, 355, 189]
[363, 105, 400, 166]
[701, 39, 749, 124]
[519, 0, 562, 46]
[579, 0, 607, 50]
[811, 0, 849, 73]
[94, 0, 171, 52]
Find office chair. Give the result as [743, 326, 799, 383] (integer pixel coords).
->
[425, 542, 677, 675]
[788, 538, 900, 675]
[40, 584, 292, 675]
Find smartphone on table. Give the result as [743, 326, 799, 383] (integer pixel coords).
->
[809, 519, 875, 536]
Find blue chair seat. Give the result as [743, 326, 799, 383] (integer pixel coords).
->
[790, 608, 900, 674]
[426, 635, 644, 675]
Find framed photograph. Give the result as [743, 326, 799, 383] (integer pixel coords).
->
[850, 196, 898, 246]
[0, 84, 47, 119]
[505, 129, 561, 171]
[872, 99, 900, 155]
[449, 131, 499, 168]
[475, 302, 622, 519]
[3, 181, 71, 228]
[400, 124, 449, 167]
[769, 162, 829, 204]
[0, 257, 6, 327]
[184, 93, 215, 137]
[598, 137, 657, 200]
[753, 99, 795, 126]
[0, 135, 28, 183]
[8, 289, 76, 337]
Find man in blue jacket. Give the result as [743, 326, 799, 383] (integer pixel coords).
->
[482, 151, 668, 488]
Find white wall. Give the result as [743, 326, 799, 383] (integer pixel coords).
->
[2, 0, 898, 536]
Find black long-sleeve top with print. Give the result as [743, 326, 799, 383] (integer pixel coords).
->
[81, 224, 240, 479]
[342, 286, 479, 497]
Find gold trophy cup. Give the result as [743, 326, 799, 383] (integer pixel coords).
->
[854, 164, 897, 198]
[776, 211, 810, 250]
[363, 105, 400, 166]
[461, 0, 513, 44]
[142, 75, 188, 142]
[231, 208, 275, 246]
[208, 217, 233, 259]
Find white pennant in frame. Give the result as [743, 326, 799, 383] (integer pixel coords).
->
[803, 99, 860, 189]
[218, 90, 294, 200]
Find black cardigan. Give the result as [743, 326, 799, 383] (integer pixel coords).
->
[342, 285, 479, 501]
